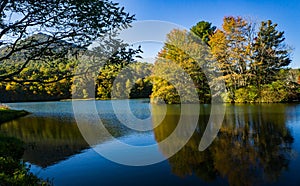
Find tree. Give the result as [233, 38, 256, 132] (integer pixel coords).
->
[209, 17, 292, 102]
[190, 21, 216, 45]
[151, 28, 211, 104]
[209, 16, 250, 101]
[96, 62, 152, 100]
[0, 55, 79, 102]
[0, 0, 134, 82]
[251, 20, 291, 86]
[0, 36, 143, 102]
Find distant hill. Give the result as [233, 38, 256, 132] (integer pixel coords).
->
[0, 33, 85, 61]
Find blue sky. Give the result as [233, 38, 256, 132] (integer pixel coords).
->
[116, 0, 300, 68]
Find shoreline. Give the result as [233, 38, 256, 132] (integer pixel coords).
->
[0, 109, 29, 124]
[2, 98, 300, 105]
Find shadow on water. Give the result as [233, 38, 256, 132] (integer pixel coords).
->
[153, 104, 296, 186]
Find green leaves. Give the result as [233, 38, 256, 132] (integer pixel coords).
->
[0, 0, 135, 82]
[96, 62, 153, 100]
[0, 135, 49, 185]
[191, 21, 216, 45]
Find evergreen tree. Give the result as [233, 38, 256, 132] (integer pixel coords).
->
[251, 20, 291, 86]
[190, 21, 216, 45]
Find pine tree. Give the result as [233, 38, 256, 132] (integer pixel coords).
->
[191, 21, 216, 45]
[251, 20, 291, 86]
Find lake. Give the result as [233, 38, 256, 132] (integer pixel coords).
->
[1, 99, 300, 185]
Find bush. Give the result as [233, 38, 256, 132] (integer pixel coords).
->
[0, 135, 50, 185]
[234, 86, 259, 103]
[260, 81, 288, 103]
[234, 81, 295, 103]
[151, 85, 180, 104]
[0, 136, 24, 160]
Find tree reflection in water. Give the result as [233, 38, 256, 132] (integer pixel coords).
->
[0, 115, 130, 167]
[152, 104, 294, 186]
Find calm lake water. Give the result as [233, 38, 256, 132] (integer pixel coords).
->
[1, 99, 300, 185]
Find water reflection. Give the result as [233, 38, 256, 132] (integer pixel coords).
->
[153, 104, 295, 186]
[0, 115, 130, 167]
[1, 101, 299, 185]
[0, 116, 86, 167]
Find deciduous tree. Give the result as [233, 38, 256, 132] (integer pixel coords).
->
[151, 28, 211, 104]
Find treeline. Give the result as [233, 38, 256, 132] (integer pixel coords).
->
[151, 17, 300, 103]
[0, 60, 153, 102]
[0, 33, 153, 102]
[1, 17, 300, 103]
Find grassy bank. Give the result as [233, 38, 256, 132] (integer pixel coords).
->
[0, 109, 29, 124]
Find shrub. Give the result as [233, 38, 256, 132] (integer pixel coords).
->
[0, 136, 24, 159]
[233, 81, 298, 103]
[234, 86, 259, 103]
[151, 85, 180, 104]
[260, 81, 288, 103]
[0, 135, 50, 185]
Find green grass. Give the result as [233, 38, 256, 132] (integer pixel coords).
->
[0, 109, 29, 124]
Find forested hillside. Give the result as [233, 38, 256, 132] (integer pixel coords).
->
[0, 33, 151, 102]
